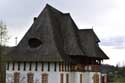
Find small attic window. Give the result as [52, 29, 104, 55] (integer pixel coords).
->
[28, 38, 42, 48]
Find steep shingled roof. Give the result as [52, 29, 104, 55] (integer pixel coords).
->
[78, 29, 109, 59]
[7, 4, 108, 62]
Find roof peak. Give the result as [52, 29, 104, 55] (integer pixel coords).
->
[46, 4, 53, 8]
[44, 4, 63, 14]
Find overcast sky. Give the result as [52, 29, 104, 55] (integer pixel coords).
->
[1, 0, 125, 66]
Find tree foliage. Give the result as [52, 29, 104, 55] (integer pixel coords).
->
[0, 21, 9, 46]
[101, 64, 125, 82]
[0, 21, 8, 83]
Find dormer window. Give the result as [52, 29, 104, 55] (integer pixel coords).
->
[28, 38, 42, 48]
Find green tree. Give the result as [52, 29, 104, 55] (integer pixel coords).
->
[0, 21, 8, 83]
[0, 21, 8, 46]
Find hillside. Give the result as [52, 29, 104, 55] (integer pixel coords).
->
[101, 64, 125, 82]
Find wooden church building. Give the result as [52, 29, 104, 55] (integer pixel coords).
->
[6, 4, 109, 83]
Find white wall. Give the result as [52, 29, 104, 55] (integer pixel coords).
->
[6, 62, 102, 83]
[83, 72, 101, 83]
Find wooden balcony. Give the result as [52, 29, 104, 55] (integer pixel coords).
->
[70, 64, 100, 72]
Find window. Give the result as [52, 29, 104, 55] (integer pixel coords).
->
[28, 38, 42, 48]
[42, 73, 48, 83]
[14, 72, 20, 83]
[27, 73, 33, 83]
[66, 74, 69, 83]
[60, 73, 64, 83]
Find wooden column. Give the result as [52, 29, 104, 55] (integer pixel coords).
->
[60, 73, 64, 83]
[80, 74, 83, 83]
[93, 73, 99, 83]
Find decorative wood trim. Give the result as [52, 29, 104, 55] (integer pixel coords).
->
[24, 62, 26, 71]
[65, 64, 66, 72]
[29, 62, 32, 71]
[54, 62, 56, 72]
[17, 62, 20, 71]
[59, 63, 61, 71]
[35, 62, 38, 71]
[48, 62, 50, 71]
[12, 62, 15, 70]
[62, 63, 64, 71]
[68, 64, 70, 72]
[41, 62, 44, 71]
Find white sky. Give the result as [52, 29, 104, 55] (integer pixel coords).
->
[0, 0, 125, 66]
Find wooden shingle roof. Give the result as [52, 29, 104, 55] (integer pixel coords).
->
[78, 29, 109, 59]
[7, 4, 109, 62]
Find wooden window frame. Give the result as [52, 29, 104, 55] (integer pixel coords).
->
[14, 72, 20, 83]
[42, 73, 48, 83]
[27, 72, 34, 83]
